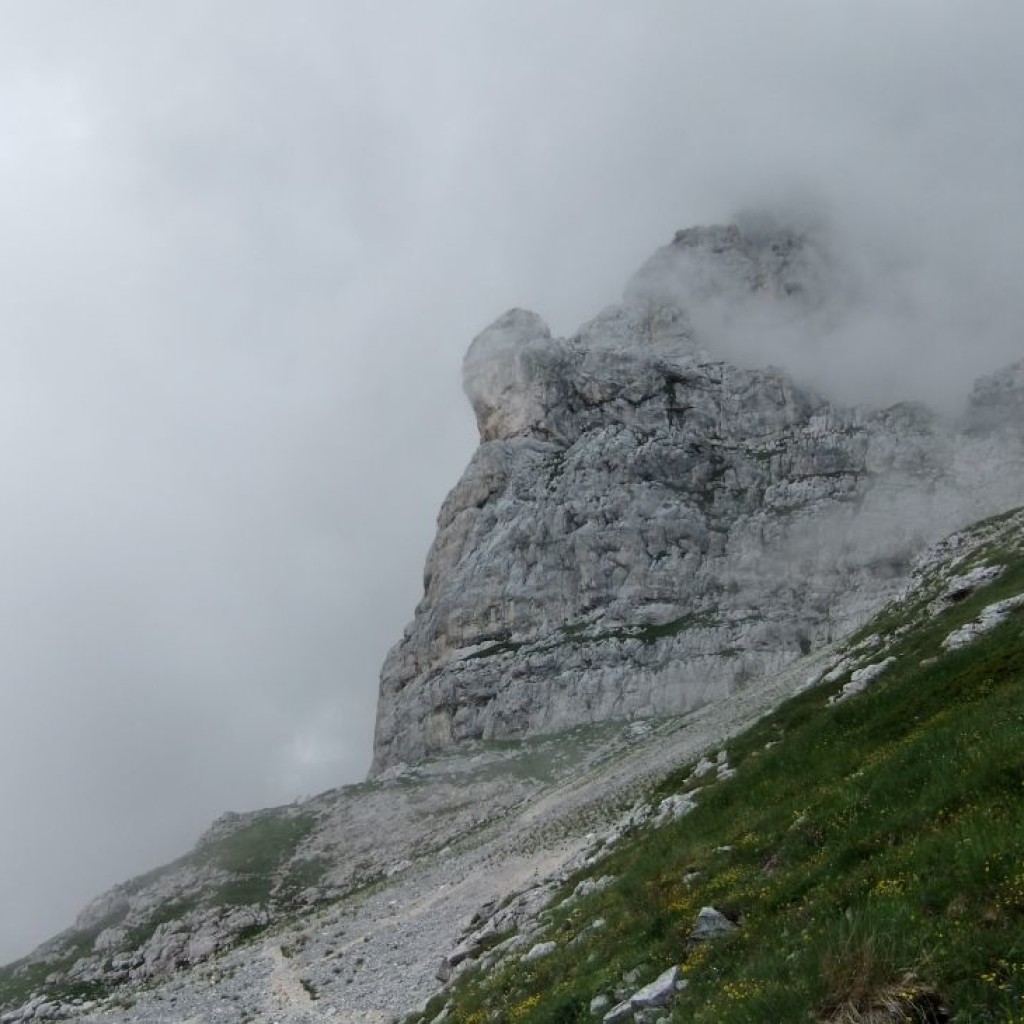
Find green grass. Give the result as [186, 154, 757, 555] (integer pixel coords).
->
[465, 639, 527, 660]
[200, 812, 318, 908]
[0, 958, 70, 1012]
[465, 612, 718, 661]
[0, 928, 110, 1012]
[198, 812, 316, 877]
[0, 812, 318, 1011]
[122, 897, 203, 949]
[414, 540, 1024, 1023]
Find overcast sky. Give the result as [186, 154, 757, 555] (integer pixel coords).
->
[0, 1, 1022, 961]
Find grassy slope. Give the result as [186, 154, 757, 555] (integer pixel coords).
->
[420, 518, 1024, 1023]
[0, 810, 316, 1012]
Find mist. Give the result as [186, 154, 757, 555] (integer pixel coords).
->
[628, 199, 1024, 413]
[0, 1, 1022, 962]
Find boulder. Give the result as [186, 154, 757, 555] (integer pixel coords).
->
[630, 966, 681, 1009]
[523, 941, 557, 962]
[689, 906, 738, 941]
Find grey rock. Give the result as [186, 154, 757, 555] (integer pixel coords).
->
[689, 906, 738, 941]
[653, 794, 696, 826]
[823, 658, 854, 684]
[943, 594, 1024, 650]
[572, 876, 615, 900]
[92, 927, 125, 953]
[828, 657, 897, 704]
[603, 999, 635, 1024]
[444, 934, 482, 970]
[370, 224, 1024, 773]
[630, 965, 681, 1009]
[522, 941, 557, 962]
[931, 565, 1004, 613]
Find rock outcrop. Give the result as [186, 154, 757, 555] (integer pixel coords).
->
[371, 224, 1024, 772]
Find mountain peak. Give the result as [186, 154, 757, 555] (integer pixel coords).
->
[462, 308, 554, 442]
[625, 220, 823, 313]
[369, 226, 1024, 774]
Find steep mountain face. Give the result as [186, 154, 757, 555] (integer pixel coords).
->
[371, 225, 1024, 773]
[4, 221, 1024, 1024]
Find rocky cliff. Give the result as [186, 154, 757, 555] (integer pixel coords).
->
[4, 223, 1024, 1024]
[371, 225, 1024, 772]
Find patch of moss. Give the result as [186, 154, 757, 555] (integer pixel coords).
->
[634, 612, 716, 644]
[464, 639, 526, 660]
[122, 897, 202, 950]
[558, 612, 716, 649]
[216, 876, 274, 907]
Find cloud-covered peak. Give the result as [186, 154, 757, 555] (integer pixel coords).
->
[625, 219, 829, 315]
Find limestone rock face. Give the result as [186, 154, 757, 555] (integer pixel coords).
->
[462, 308, 555, 442]
[370, 225, 1024, 773]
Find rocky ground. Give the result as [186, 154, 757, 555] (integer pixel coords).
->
[5, 640, 843, 1024]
